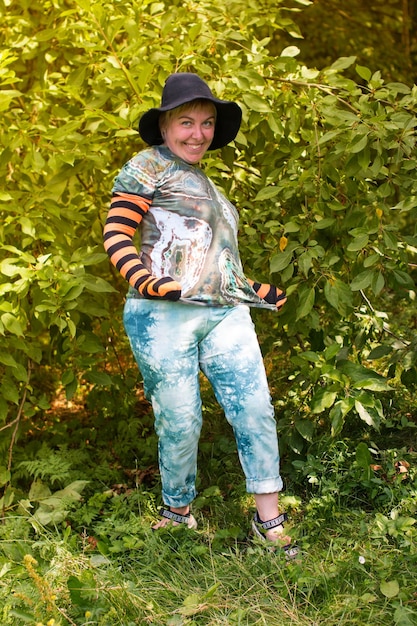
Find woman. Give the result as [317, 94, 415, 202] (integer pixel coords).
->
[103, 72, 298, 557]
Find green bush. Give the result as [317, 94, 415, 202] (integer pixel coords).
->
[1, 0, 416, 495]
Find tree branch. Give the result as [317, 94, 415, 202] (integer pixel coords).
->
[7, 361, 33, 472]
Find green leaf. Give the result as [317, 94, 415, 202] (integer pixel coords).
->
[6, 610, 35, 623]
[367, 345, 392, 359]
[85, 371, 113, 385]
[189, 22, 202, 42]
[67, 66, 87, 88]
[296, 287, 315, 320]
[315, 218, 335, 229]
[67, 575, 89, 608]
[298, 251, 314, 277]
[71, 250, 109, 266]
[1, 380, 19, 404]
[83, 276, 117, 293]
[392, 270, 414, 288]
[350, 270, 373, 291]
[179, 593, 202, 616]
[12, 363, 29, 383]
[355, 442, 372, 470]
[0, 353, 18, 367]
[337, 360, 387, 384]
[60, 282, 84, 301]
[363, 253, 380, 268]
[324, 343, 343, 361]
[242, 93, 271, 113]
[270, 249, 294, 273]
[77, 332, 104, 354]
[202, 582, 221, 599]
[347, 233, 369, 251]
[283, 222, 301, 233]
[62, 370, 75, 386]
[380, 580, 399, 598]
[356, 65, 372, 81]
[354, 399, 382, 429]
[0, 467, 11, 487]
[356, 442, 372, 480]
[330, 56, 356, 70]
[324, 279, 353, 315]
[0, 397, 8, 422]
[383, 230, 398, 250]
[329, 398, 354, 436]
[348, 133, 369, 154]
[311, 388, 337, 414]
[298, 351, 320, 363]
[254, 186, 279, 201]
[294, 419, 315, 442]
[0, 90, 23, 112]
[352, 378, 391, 391]
[280, 46, 300, 58]
[58, 480, 89, 497]
[287, 429, 306, 455]
[1, 313, 24, 336]
[28, 479, 51, 501]
[330, 403, 344, 436]
[65, 377, 78, 401]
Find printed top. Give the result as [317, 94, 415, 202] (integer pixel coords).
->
[106, 145, 275, 309]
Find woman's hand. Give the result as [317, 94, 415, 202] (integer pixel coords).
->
[140, 274, 182, 300]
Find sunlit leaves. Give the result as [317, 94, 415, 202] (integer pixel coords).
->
[0, 0, 416, 446]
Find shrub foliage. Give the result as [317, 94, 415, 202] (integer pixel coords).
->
[1, 0, 417, 474]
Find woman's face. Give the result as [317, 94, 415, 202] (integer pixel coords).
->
[160, 102, 216, 164]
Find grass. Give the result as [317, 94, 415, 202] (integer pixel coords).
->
[1, 471, 416, 625]
[1, 385, 416, 625]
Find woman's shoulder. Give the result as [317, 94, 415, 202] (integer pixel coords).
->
[128, 145, 163, 165]
[120, 146, 171, 177]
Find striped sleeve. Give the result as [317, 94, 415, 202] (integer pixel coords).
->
[248, 279, 287, 309]
[103, 191, 181, 300]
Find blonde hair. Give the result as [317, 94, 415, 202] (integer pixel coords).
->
[159, 99, 216, 134]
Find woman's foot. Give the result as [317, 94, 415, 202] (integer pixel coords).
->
[251, 511, 299, 558]
[264, 524, 292, 546]
[152, 506, 197, 530]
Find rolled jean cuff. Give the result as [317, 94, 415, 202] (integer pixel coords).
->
[246, 477, 283, 494]
[162, 488, 197, 509]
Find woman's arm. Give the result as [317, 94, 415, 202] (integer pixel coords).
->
[247, 279, 286, 309]
[103, 191, 182, 300]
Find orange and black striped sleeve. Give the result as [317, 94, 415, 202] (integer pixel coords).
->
[248, 279, 286, 309]
[103, 191, 181, 300]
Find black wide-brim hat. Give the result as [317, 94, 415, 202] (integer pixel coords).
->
[138, 73, 242, 150]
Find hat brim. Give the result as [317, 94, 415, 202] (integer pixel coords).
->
[139, 98, 242, 150]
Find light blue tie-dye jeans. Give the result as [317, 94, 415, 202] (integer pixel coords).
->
[123, 298, 283, 508]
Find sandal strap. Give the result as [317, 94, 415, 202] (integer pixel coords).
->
[252, 512, 300, 559]
[283, 544, 300, 559]
[254, 511, 288, 531]
[159, 507, 191, 525]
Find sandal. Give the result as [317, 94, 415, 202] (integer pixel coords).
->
[155, 507, 198, 530]
[251, 511, 299, 559]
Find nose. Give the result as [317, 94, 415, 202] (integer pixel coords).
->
[192, 124, 204, 139]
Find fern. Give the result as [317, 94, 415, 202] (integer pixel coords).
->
[17, 443, 83, 486]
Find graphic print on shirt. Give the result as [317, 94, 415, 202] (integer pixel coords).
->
[160, 169, 213, 204]
[149, 207, 212, 294]
[219, 248, 254, 304]
[206, 178, 239, 231]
